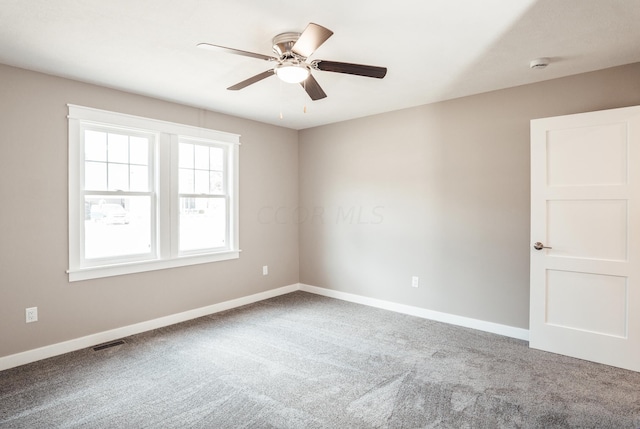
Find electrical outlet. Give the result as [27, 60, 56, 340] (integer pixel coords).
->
[26, 307, 38, 323]
[411, 276, 419, 288]
[262, 265, 268, 276]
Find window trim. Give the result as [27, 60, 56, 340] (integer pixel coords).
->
[68, 105, 240, 282]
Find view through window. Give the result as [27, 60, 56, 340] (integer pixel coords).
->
[68, 105, 240, 281]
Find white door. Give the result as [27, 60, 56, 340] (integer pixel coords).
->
[530, 105, 640, 372]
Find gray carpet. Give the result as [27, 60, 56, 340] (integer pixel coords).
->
[1, 291, 640, 428]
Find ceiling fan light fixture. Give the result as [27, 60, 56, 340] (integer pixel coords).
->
[275, 62, 310, 84]
[199, 23, 386, 101]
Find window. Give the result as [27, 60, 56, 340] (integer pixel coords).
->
[68, 105, 240, 281]
[82, 127, 155, 264]
[177, 140, 227, 253]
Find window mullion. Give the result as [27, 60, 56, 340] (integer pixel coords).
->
[83, 190, 153, 197]
[158, 133, 173, 260]
[177, 193, 221, 199]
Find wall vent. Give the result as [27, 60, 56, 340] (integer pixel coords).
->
[92, 340, 125, 351]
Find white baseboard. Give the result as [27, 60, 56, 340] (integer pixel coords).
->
[1, 282, 529, 371]
[0, 284, 298, 371]
[299, 284, 530, 341]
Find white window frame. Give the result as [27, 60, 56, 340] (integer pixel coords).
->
[80, 124, 158, 268]
[68, 105, 240, 281]
[174, 136, 231, 257]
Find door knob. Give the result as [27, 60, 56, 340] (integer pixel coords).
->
[533, 242, 552, 250]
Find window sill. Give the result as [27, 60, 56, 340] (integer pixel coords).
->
[67, 250, 240, 282]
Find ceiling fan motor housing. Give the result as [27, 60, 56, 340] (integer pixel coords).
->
[272, 32, 301, 58]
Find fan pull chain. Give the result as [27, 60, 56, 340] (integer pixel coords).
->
[303, 79, 307, 113]
[279, 78, 283, 119]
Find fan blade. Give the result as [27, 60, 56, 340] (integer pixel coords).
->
[314, 60, 387, 79]
[228, 69, 275, 90]
[300, 74, 327, 101]
[197, 43, 277, 62]
[291, 23, 334, 58]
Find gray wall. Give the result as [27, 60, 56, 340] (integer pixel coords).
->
[2, 62, 640, 360]
[0, 64, 299, 358]
[298, 63, 640, 329]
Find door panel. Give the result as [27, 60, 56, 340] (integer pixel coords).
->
[547, 199, 627, 261]
[546, 123, 628, 186]
[530, 105, 640, 372]
[546, 270, 627, 338]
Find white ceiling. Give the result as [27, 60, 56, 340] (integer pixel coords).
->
[1, 0, 639, 130]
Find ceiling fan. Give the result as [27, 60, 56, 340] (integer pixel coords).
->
[197, 23, 387, 101]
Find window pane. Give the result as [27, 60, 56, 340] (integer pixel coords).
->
[108, 163, 129, 191]
[129, 136, 148, 165]
[130, 165, 148, 192]
[85, 161, 107, 190]
[210, 171, 223, 194]
[179, 168, 194, 194]
[210, 147, 224, 171]
[108, 133, 129, 163]
[85, 130, 107, 161]
[179, 197, 226, 251]
[194, 145, 209, 170]
[194, 170, 209, 194]
[85, 196, 151, 259]
[179, 143, 193, 168]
